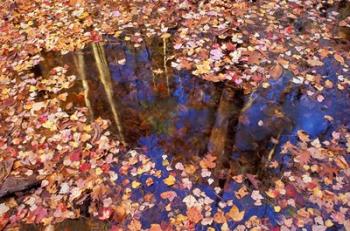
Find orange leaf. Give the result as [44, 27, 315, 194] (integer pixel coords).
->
[334, 54, 345, 65]
[150, 224, 162, 231]
[187, 207, 203, 224]
[160, 191, 177, 201]
[213, 210, 226, 224]
[226, 205, 245, 222]
[270, 64, 283, 79]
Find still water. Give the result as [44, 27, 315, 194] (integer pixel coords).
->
[26, 35, 349, 230]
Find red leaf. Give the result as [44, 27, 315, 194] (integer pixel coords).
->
[80, 162, 91, 172]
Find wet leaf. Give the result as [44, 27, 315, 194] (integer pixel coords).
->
[187, 207, 202, 224]
[163, 175, 176, 186]
[307, 58, 323, 67]
[226, 205, 245, 222]
[270, 64, 283, 79]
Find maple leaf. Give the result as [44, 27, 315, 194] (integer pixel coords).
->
[270, 64, 283, 79]
[226, 204, 245, 222]
[235, 186, 249, 199]
[193, 60, 211, 76]
[113, 205, 126, 222]
[334, 54, 344, 65]
[187, 207, 203, 224]
[160, 191, 177, 201]
[213, 210, 226, 224]
[294, 149, 311, 166]
[163, 175, 176, 186]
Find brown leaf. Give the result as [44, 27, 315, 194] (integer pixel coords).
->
[0, 159, 14, 182]
[334, 54, 345, 65]
[270, 64, 283, 79]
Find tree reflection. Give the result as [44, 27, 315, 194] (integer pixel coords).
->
[91, 43, 126, 145]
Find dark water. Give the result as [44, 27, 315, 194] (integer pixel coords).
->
[34, 37, 243, 166]
[22, 1, 350, 229]
[33, 36, 350, 177]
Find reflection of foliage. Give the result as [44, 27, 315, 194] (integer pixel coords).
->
[145, 100, 176, 135]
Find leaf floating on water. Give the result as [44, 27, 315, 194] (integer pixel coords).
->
[297, 130, 310, 143]
[307, 58, 324, 67]
[163, 175, 176, 186]
[334, 54, 345, 65]
[226, 204, 245, 222]
[270, 64, 283, 79]
[187, 207, 203, 224]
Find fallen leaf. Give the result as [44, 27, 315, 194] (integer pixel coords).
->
[307, 58, 323, 67]
[160, 191, 177, 201]
[163, 175, 176, 186]
[193, 60, 211, 75]
[213, 210, 226, 224]
[270, 64, 283, 79]
[187, 207, 203, 224]
[226, 204, 245, 222]
[334, 54, 344, 64]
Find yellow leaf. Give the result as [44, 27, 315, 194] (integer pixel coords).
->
[132, 181, 141, 189]
[163, 175, 176, 186]
[307, 58, 323, 67]
[29, 85, 37, 92]
[79, 12, 89, 19]
[42, 120, 57, 131]
[184, 164, 196, 174]
[226, 204, 245, 222]
[193, 60, 211, 75]
[325, 219, 334, 227]
[274, 206, 281, 212]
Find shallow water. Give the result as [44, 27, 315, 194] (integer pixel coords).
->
[26, 31, 350, 231]
[33, 35, 350, 176]
[34, 37, 243, 165]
